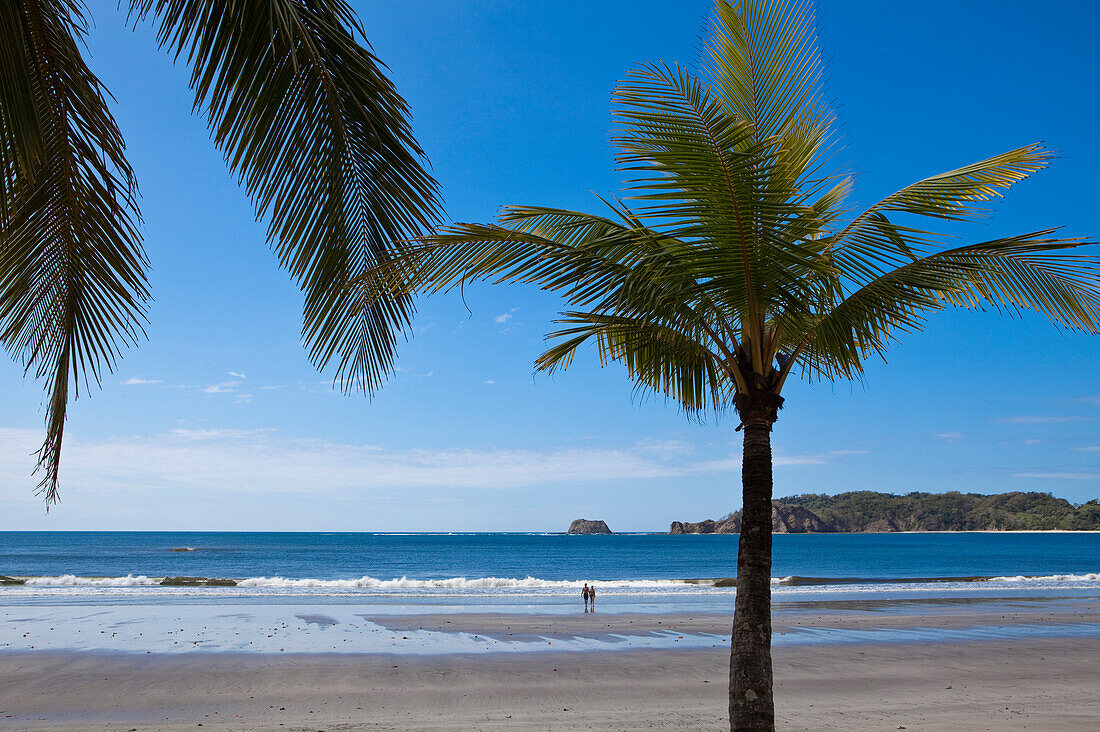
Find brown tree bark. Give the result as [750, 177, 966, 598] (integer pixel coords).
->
[729, 392, 781, 731]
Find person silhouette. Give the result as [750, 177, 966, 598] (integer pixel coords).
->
[589, 583, 596, 610]
[582, 583, 590, 611]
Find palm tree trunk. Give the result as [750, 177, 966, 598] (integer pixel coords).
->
[729, 420, 775, 731]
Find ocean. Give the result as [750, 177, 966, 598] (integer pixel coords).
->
[3, 531, 1098, 654]
[3, 530, 1099, 598]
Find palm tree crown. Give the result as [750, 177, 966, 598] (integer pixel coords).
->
[361, 1, 1099, 728]
[373, 1, 1098, 418]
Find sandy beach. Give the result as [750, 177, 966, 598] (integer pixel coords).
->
[2, 606, 1097, 731]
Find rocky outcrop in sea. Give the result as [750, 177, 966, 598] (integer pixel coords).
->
[568, 519, 612, 534]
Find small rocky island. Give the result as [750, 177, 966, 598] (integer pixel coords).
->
[568, 519, 612, 534]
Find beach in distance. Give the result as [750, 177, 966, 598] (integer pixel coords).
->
[1, 531, 1098, 729]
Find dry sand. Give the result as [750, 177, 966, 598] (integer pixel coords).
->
[1, 610, 1097, 730]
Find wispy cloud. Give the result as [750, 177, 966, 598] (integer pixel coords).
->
[203, 381, 240, 394]
[227, 371, 246, 379]
[494, 313, 513, 324]
[935, 432, 964, 441]
[1012, 471, 1097, 481]
[0, 427, 865, 498]
[636, 438, 694, 458]
[483, 379, 496, 385]
[1071, 445, 1100, 452]
[123, 377, 161, 386]
[998, 416, 1092, 424]
[693, 449, 866, 472]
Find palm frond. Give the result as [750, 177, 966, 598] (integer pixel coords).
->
[830, 145, 1053, 278]
[537, 311, 734, 414]
[803, 231, 1100, 379]
[0, 0, 148, 504]
[130, 0, 442, 393]
[705, 0, 824, 145]
[611, 60, 835, 358]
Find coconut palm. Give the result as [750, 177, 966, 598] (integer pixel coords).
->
[1, 0, 441, 504]
[358, 0, 1100, 728]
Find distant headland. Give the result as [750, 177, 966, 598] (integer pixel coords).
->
[670, 491, 1100, 533]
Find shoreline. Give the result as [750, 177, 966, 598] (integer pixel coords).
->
[3, 596, 1096, 655]
[2, 637, 1098, 730]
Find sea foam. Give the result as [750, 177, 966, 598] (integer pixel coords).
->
[988, 572, 1100, 582]
[234, 576, 690, 589]
[25, 574, 160, 586]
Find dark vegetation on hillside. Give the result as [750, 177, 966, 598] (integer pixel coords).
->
[674, 491, 1100, 533]
[781, 491, 1100, 531]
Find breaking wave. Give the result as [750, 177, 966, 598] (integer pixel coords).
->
[5, 572, 1097, 593]
[988, 573, 1100, 583]
[237, 576, 719, 589]
[25, 574, 160, 587]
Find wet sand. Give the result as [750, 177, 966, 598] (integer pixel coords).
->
[1, 639, 1098, 730]
[368, 601, 1096, 640]
[1, 605, 1098, 730]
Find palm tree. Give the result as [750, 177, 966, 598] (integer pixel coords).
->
[359, 1, 1100, 728]
[1, 0, 441, 504]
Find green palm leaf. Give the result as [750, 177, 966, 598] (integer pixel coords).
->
[0, 0, 149, 505]
[130, 0, 442, 393]
[4, 0, 442, 503]
[537, 311, 735, 414]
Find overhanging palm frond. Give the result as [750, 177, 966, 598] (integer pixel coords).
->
[130, 0, 442, 393]
[0, 0, 148, 504]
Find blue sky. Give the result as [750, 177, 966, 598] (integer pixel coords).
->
[2, 0, 1099, 531]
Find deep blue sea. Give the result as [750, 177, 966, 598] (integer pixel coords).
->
[3, 532, 1098, 653]
[2, 531, 1098, 598]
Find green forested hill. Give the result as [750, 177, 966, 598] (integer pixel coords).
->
[777, 491, 1100, 532]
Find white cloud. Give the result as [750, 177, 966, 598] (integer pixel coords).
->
[936, 432, 964, 441]
[494, 313, 513, 324]
[483, 380, 496, 385]
[260, 385, 287, 391]
[0, 427, 865, 499]
[203, 381, 240, 394]
[228, 371, 246, 379]
[1072, 445, 1100, 451]
[692, 449, 863, 472]
[234, 394, 252, 404]
[1012, 472, 1097, 481]
[123, 377, 161, 386]
[998, 416, 1092, 424]
[168, 428, 274, 440]
[636, 438, 694, 458]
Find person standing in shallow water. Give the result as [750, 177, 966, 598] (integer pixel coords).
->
[589, 583, 596, 610]
[582, 583, 590, 611]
